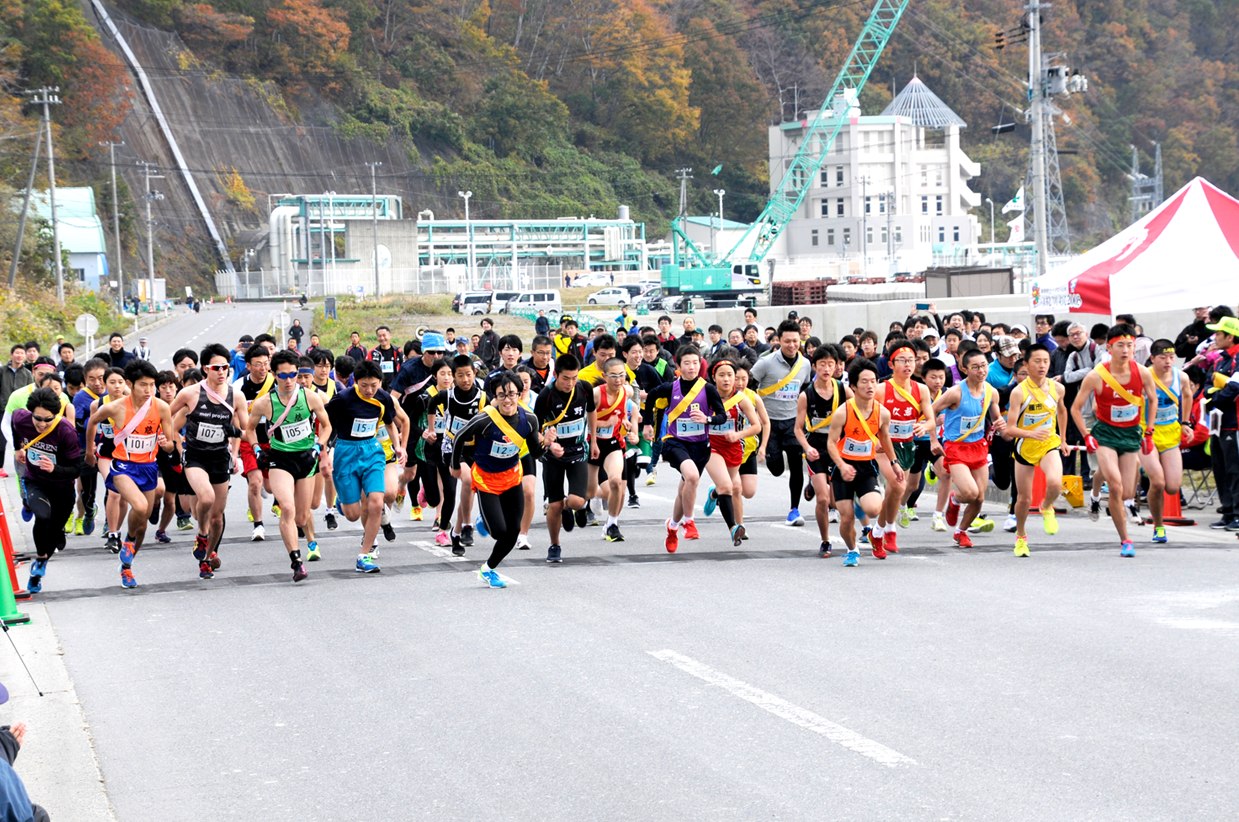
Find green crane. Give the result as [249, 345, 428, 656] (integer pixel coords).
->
[663, 0, 911, 306]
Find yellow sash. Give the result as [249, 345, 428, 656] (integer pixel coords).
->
[1094, 363, 1142, 406]
[483, 405, 529, 457]
[541, 384, 577, 431]
[953, 383, 993, 442]
[598, 384, 627, 421]
[665, 379, 706, 425]
[849, 399, 880, 445]
[20, 410, 65, 451]
[246, 373, 275, 410]
[1021, 377, 1056, 411]
[806, 381, 840, 432]
[886, 379, 923, 419]
[757, 355, 805, 396]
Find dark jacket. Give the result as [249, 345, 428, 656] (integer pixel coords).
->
[534, 316, 551, 336]
[476, 329, 500, 370]
[0, 365, 32, 411]
[0, 727, 34, 822]
[1175, 319, 1210, 360]
[289, 323, 305, 342]
[1205, 344, 1239, 431]
[102, 348, 134, 369]
[345, 345, 367, 363]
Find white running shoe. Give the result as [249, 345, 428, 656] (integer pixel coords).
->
[931, 512, 947, 532]
[1003, 514, 1018, 533]
[828, 508, 839, 523]
[645, 470, 657, 486]
[381, 506, 391, 526]
[251, 523, 265, 541]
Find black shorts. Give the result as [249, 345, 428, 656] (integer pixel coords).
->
[768, 417, 800, 455]
[831, 459, 881, 501]
[589, 437, 626, 467]
[183, 449, 233, 486]
[662, 439, 712, 473]
[805, 436, 831, 476]
[267, 448, 319, 481]
[543, 458, 588, 503]
[739, 451, 758, 476]
[911, 440, 934, 474]
[520, 452, 537, 479]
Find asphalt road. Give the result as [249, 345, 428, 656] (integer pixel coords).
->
[16, 307, 1239, 820]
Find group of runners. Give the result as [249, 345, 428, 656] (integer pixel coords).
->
[4, 304, 1220, 593]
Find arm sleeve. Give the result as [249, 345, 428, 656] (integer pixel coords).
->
[643, 382, 672, 421]
[449, 413, 489, 471]
[703, 384, 728, 426]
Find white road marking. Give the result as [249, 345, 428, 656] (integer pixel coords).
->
[411, 540, 519, 584]
[648, 649, 916, 768]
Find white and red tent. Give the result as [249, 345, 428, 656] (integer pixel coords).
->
[1030, 177, 1239, 315]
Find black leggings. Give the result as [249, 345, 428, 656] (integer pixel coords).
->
[990, 439, 1018, 514]
[765, 418, 804, 509]
[421, 460, 457, 529]
[478, 484, 524, 569]
[25, 483, 75, 560]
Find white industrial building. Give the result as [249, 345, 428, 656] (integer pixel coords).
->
[767, 77, 983, 278]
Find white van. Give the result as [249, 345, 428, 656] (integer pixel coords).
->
[456, 292, 493, 315]
[488, 291, 521, 314]
[503, 290, 562, 316]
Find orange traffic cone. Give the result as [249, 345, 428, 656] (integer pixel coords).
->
[0, 494, 29, 600]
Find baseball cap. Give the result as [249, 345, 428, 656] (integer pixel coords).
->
[421, 332, 447, 352]
[995, 335, 1020, 357]
[1206, 316, 1239, 338]
[787, 310, 799, 320]
[1011, 323, 1029, 335]
[922, 327, 939, 340]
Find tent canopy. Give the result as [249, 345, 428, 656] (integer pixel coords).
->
[1030, 177, 1239, 316]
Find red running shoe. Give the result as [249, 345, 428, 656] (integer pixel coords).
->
[884, 531, 899, 553]
[683, 519, 700, 540]
[665, 520, 679, 553]
[945, 494, 961, 528]
[869, 529, 884, 552]
[953, 530, 973, 548]
[872, 543, 888, 560]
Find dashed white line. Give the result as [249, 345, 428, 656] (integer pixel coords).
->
[411, 540, 520, 584]
[648, 649, 916, 768]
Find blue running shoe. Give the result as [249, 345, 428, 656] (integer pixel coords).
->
[853, 501, 865, 519]
[1152, 526, 1167, 544]
[21, 506, 32, 523]
[27, 559, 46, 594]
[192, 533, 209, 562]
[1120, 540, 1135, 558]
[120, 568, 136, 588]
[843, 550, 859, 567]
[703, 487, 718, 517]
[355, 553, 381, 573]
[787, 508, 805, 526]
[155, 530, 171, 544]
[478, 566, 506, 588]
[474, 516, 489, 538]
[119, 539, 136, 566]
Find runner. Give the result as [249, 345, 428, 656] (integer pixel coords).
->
[70, 358, 108, 537]
[1145, 338, 1190, 544]
[730, 362, 770, 533]
[873, 340, 939, 554]
[306, 348, 339, 535]
[89, 367, 128, 553]
[521, 335, 554, 394]
[324, 360, 403, 572]
[244, 350, 332, 582]
[640, 333, 674, 485]
[14, 388, 82, 593]
[700, 358, 761, 546]
[449, 371, 543, 587]
[233, 344, 275, 541]
[909, 359, 952, 532]
[1070, 324, 1161, 557]
[643, 345, 731, 552]
[623, 335, 658, 508]
[1003, 344, 1069, 556]
[752, 319, 812, 526]
[151, 371, 187, 545]
[932, 349, 1007, 549]
[413, 358, 458, 544]
[512, 365, 539, 550]
[426, 354, 487, 555]
[825, 358, 906, 566]
[85, 360, 179, 588]
[534, 353, 593, 563]
[795, 346, 851, 557]
[589, 358, 638, 543]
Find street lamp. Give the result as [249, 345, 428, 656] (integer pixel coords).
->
[458, 190, 473, 288]
[711, 189, 725, 259]
[985, 197, 995, 246]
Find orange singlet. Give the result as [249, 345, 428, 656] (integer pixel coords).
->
[110, 396, 162, 463]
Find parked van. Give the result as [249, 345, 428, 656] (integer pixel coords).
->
[503, 290, 562, 316]
[455, 291, 493, 315]
[488, 291, 521, 314]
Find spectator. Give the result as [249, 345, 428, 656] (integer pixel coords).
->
[55, 342, 75, 371]
[289, 319, 305, 346]
[743, 325, 769, 358]
[1048, 321, 1071, 378]
[0, 685, 49, 822]
[705, 325, 725, 357]
[344, 330, 367, 363]
[534, 310, 551, 337]
[987, 336, 1020, 389]
[1034, 314, 1058, 351]
[1204, 316, 1239, 528]
[133, 337, 153, 361]
[1009, 323, 1029, 341]
[974, 330, 993, 361]
[102, 333, 133, 369]
[305, 334, 321, 357]
[0, 346, 32, 476]
[655, 315, 678, 355]
[677, 317, 697, 351]
[22, 343, 38, 372]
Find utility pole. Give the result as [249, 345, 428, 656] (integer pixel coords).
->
[1026, 1, 1049, 280]
[138, 161, 164, 312]
[712, 188, 725, 260]
[8, 121, 43, 290]
[458, 189, 473, 289]
[859, 175, 870, 279]
[99, 141, 125, 313]
[886, 192, 896, 276]
[29, 88, 64, 303]
[367, 162, 382, 298]
[675, 167, 692, 265]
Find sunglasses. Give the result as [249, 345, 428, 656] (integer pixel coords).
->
[205, 364, 229, 373]
[32, 414, 56, 424]
[275, 372, 298, 380]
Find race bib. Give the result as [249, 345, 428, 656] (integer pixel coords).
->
[489, 439, 519, 459]
[842, 437, 873, 458]
[351, 418, 378, 438]
[98, 423, 113, 439]
[774, 381, 801, 402]
[450, 417, 467, 433]
[1110, 404, 1139, 423]
[377, 425, 391, 442]
[434, 416, 447, 432]
[960, 413, 981, 432]
[381, 360, 394, 373]
[124, 434, 157, 454]
[709, 420, 735, 435]
[557, 418, 586, 439]
[1023, 411, 1050, 428]
[196, 423, 225, 444]
[596, 424, 615, 439]
[675, 419, 705, 437]
[281, 418, 312, 442]
[889, 420, 915, 439]
[1155, 404, 1178, 424]
[26, 448, 55, 468]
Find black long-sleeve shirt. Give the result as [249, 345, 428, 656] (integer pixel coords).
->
[642, 377, 728, 437]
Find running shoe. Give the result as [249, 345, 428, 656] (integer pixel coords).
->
[1014, 536, 1030, 557]
[1126, 500, 1142, 525]
[861, 525, 872, 543]
[460, 525, 475, 546]
[1042, 508, 1059, 535]
[542, 500, 550, 515]
[818, 541, 832, 558]
[81, 510, 95, 536]
[292, 562, 308, 583]
[106, 534, 120, 554]
[119, 539, 136, 566]
[730, 524, 745, 546]
[148, 499, 160, 526]
[897, 507, 912, 529]
[645, 470, 657, 486]
[945, 494, 960, 527]
[908, 509, 919, 522]
[843, 550, 859, 567]
[683, 519, 700, 540]
[516, 533, 530, 550]
[1088, 498, 1102, 522]
[1152, 526, 1167, 544]
[451, 533, 465, 556]
[73, 517, 85, 536]
[787, 508, 805, 527]
[627, 494, 640, 509]
[0, 470, 7, 478]
[20, 505, 31, 523]
[307, 541, 321, 561]
[154, 530, 171, 544]
[1002, 514, 1018, 533]
[247, 507, 254, 522]
[970, 516, 996, 534]
[356, 553, 381, 573]
[435, 531, 451, 547]
[872, 543, 888, 560]
[176, 516, 194, 531]
[272, 503, 282, 518]
[251, 523, 265, 541]
[64, 514, 76, 534]
[547, 544, 562, 563]
[605, 523, 624, 542]
[884, 532, 899, 553]
[574, 509, 588, 529]
[325, 511, 338, 531]
[1120, 540, 1135, 558]
[199, 560, 214, 579]
[931, 512, 947, 532]
[410, 506, 423, 521]
[382, 521, 396, 542]
[953, 531, 974, 548]
[585, 507, 600, 527]
[474, 515, 489, 538]
[804, 483, 815, 502]
[120, 568, 137, 588]
[418, 487, 427, 508]
[703, 487, 718, 517]
[665, 520, 679, 553]
[208, 551, 221, 570]
[869, 529, 884, 553]
[393, 492, 405, 513]
[27, 559, 46, 594]
[562, 509, 575, 532]
[478, 567, 506, 588]
[828, 508, 839, 523]
[1228, 519, 1239, 532]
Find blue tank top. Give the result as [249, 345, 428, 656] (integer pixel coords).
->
[944, 383, 991, 443]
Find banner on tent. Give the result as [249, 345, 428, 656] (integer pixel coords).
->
[1029, 278, 1083, 311]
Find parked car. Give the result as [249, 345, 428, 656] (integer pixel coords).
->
[633, 286, 663, 310]
[587, 287, 634, 306]
[573, 272, 611, 287]
[503, 290, 562, 316]
[617, 283, 645, 298]
[455, 291, 493, 315]
[488, 291, 520, 314]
